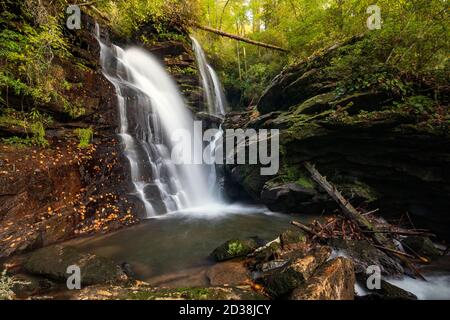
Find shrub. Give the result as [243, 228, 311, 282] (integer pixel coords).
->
[74, 128, 93, 148]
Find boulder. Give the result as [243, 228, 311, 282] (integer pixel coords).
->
[280, 230, 307, 249]
[210, 238, 261, 262]
[356, 276, 417, 300]
[260, 246, 331, 298]
[260, 182, 324, 213]
[206, 260, 251, 286]
[401, 236, 440, 258]
[290, 257, 355, 300]
[11, 274, 56, 298]
[329, 239, 404, 276]
[24, 245, 127, 285]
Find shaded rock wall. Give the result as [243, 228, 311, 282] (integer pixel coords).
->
[224, 37, 450, 240]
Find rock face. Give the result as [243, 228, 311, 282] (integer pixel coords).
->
[290, 257, 355, 300]
[24, 245, 126, 285]
[0, 11, 208, 257]
[224, 36, 450, 240]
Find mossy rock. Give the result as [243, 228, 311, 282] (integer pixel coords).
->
[402, 236, 440, 258]
[24, 245, 126, 285]
[211, 238, 260, 262]
[125, 286, 268, 300]
[280, 230, 307, 248]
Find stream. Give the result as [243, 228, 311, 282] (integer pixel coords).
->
[67, 205, 308, 287]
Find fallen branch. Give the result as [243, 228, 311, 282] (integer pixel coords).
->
[304, 162, 388, 246]
[194, 25, 289, 52]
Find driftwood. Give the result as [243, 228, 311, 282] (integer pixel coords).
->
[304, 162, 388, 246]
[195, 25, 289, 52]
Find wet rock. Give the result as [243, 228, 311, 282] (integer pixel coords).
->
[356, 276, 417, 300]
[260, 182, 327, 213]
[211, 238, 262, 262]
[121, 262, 135, 279]
[290, 257, 355, 300]
[250, 238, 282, 268]
[24, 245, 127, 285]
[329, 239, 404, 276]
[70, 283, 268, 300]
[280, 230, 307, 249]
[206, 260, 251, 286]
[401, 236, 440, 258]
[260, 246, 331, 298]
[11, 274, 56, 298]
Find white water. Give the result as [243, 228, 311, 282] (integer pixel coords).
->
[191, 37, 227, 116]
[387, 275, 450, 300]
[95, 26, 215, 217]
[191, 36, 228, 200]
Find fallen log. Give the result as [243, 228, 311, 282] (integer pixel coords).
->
[304, 162, 388, 246]
[304, 162, 427, 281]
[194, 25, 289, 53]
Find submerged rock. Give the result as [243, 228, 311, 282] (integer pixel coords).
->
[211, 238, 261, 262]
[24, 245, 127, 285]
[290, 257, 355, 300]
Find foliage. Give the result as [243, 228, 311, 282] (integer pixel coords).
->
[0, 108, 51, 147]
[74, 127, 93, 148]
[97, 0, 199, 37]
[0, 270, 16, 300]
[194, 0, 448, 110]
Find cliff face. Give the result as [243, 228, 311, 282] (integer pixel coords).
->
[224, 37, 450, 240]
[0, 12, 205, 259]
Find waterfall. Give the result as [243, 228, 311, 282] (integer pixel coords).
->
[191, 37, 228, 199]
[191, 37, 227, 117]
[95, 25, 215, 218]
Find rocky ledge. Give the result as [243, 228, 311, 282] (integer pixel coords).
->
[223, 36, 450, 240]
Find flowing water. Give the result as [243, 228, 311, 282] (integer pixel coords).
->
[191, 37, 227, 116]
[88, 28, 298, 285]
[91, 27, 450, 299]
[70, 208, 304, 286]
[95, 26, 216, 217]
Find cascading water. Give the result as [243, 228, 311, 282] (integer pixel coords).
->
[95, 25, 215, 217]
[191, 37, 227, 117]
[191, 37, 227, 199]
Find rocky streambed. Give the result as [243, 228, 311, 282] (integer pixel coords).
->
[2, 210, 449, 300]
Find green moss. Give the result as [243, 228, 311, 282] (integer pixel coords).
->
[280, 165, 315, 189]
[297, 175, 315, 189]
[74, 128, 93, 148]
[227, 241, 245, 256]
